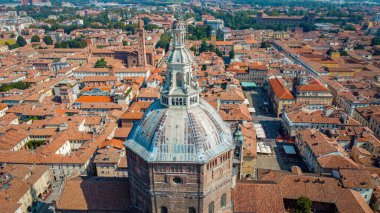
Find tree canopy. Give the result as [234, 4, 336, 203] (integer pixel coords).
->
[54, 38, 87, 48]
[16, 36, 27, 47]
[94, 58, 108, 68]
[229, 50, 235, 59]
[372, 30, 380, 46]
[260, 41, 271, 48]
[31, 35, 41, 43]
[43, 36, 53, 45]
[156, 31, 171, 52]
[187, 25, 212, 40]
[142, 17, 151, 26]
[197, 41, 222, 57]
[293, 196, 312, 213]
[0, 82, 31, 92]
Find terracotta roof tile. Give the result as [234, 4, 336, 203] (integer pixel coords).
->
[269, 77, 294, 100]
[56, 177, 131, 211]
[76, 96, 112, 103]
[232, 182, 284, 213]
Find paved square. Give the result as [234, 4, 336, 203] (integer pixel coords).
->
[255, 155, 281, 170]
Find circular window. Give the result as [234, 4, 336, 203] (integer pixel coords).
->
[172, 176, 183, 184]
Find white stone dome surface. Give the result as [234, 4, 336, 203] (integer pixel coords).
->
[167, 47, 194, 65]
[125, 99, 233, 163]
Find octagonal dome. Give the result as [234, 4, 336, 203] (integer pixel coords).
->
[167, 47, 194, 65]
[125, 99, 233, 163]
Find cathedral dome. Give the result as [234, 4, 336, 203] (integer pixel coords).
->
[125, 99, 233, 163]
[167, 47, 194, 65]
[125, 21, 233, 164]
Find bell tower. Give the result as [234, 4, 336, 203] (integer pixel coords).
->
[136, 18, 147, 67]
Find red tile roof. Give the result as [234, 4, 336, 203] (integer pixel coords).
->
[56, 177, 131, 211]
[76, 96, 112, 103]
[99, 139, 124, 150]
[232, 182, 285, 213]
[297, 79, 329, 92]
[269, 77, 294, 100]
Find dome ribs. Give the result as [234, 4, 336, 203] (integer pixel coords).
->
[188, 112, 207, 162]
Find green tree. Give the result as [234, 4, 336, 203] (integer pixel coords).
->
[54, 38, 87, 49]
[125, 24, 136, 34]
[199, 40, 209, 53]
[267, 10, 280, 16]
[326, 48, 333, 56]
[43, 36, 53, 45]
[156, 31, 171, 52]
[94, 58, 108, 68]
[354, 44, 364, 50]
[344, 25, 356, 31]
[293, 196, 312, 213]
[142, 17, 151, 26]
[0, 82, 31, 92]
[300, 23, 315, 32]
[10, 33, 15, 38]
[16, 36, 27, 47]
[122, 40, 128, 46]
[215, 48, 222, 57]
[145, 24, 160, 31]
[260, 41, 271, 48]
[31, 35, 40, 43]
[5, 42, 19, 50]
[371, 37, 380, 46]
[229, 50, 235, 59]
[339, 49, 348, 56]
[374, 49, 380, 56]
[202, 64, 207, 71]
[187, 25, 212, 40]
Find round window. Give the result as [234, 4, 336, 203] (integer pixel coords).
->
[173, 176, 183, 184]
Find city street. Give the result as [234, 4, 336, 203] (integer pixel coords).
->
[245, 87, 307, 172]
[245, 87, 283, 171]
[245, 87, 282, 140]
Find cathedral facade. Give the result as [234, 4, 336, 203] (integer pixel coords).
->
[125, 22, 234, 213]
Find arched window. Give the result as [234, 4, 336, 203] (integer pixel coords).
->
[208, 202, 214, 213]
[221, 193, 226, 207]
[176, 72, 183, 88]
[188, 207, 196, 213]
[160, 206, 168, 213]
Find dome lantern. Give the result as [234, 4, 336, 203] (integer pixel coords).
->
[173, 21, 186, 48]
[161, 21, 200, 108]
